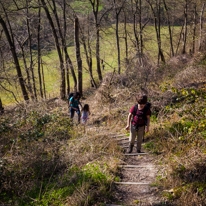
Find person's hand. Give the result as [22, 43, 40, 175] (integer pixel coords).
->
[75, 108, 78, 111]
[145, 127, 149, 133]
[125, 125, 130, 131]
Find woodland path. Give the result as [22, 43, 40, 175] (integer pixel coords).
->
[73, 98, 164, 205]
[106, 134, 163, 206]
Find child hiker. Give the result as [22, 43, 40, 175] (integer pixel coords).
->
[81, 104, 90, 124]
[125, 94, 151, 153]
[68, 92, 82, 124]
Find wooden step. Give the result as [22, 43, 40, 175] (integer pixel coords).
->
[124, 152, 149, 156]
[116, 137, 129, 141]
[119, 165, 154, 168]
[106, 204, 122, 206]
[114, 181, 151, 185]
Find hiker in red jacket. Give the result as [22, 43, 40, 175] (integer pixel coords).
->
[125, 94, 151, 153]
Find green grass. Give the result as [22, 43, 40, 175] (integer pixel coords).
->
[1, 24, 184, 106]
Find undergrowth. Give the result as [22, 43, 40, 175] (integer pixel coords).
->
[0, 102, 122, 206]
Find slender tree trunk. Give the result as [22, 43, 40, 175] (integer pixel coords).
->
[19, 44, 34, 100]
[74, 18, 82, 95]
[199, 3, 205, 51]
[51, 0, 77, 93]
[116, 12, 121, 74]
[26, 2, 37, 100]
[86, 14, 96, 88]
[63, 0, 70, 96]
[0, 15, 29, 101]
[157, 0, 165, 63]
[96, 25, 102, 82]
[132, 0, 140, 59]
[163, 0, 174, 56]
[41, 59, 46, 99]
[139, 0, 143, 59]
[0, 97, 4, 114]
[176, 23, 184, 55]
[192, 3, 197, 54]
[41, 0, 65, 99]
[124, 10, 128, 64]
[38, 0, 43, 98]
[80, 17, 97, 89]
[182, 0, 188, 54]
[90, 0, 102, 82]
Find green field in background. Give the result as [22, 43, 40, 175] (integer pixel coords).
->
[1, 24, 189, 106]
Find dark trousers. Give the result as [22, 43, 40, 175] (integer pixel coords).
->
[70, 106, 81, 123]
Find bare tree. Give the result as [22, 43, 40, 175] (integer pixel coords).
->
[192, 2, 197, 54]
[123, 8, 128, 64]
[26, 0, 37, 99]
[41, 0, 65, 99]
[89, 0, 102, 82]
[37, 0, 43, 98]
[80, 14, 97, 89]
[182, 0, 188, 54]
[74, 17, 82, 95]
[163, 0, 174, 57]
[113, 0, 126, 74]
[0, 97, 4, 114]
[0, 5, 29, 101]
[50, 0, 77, 93]
[147, 0, 165, 64]
[199, 2, 205, 51]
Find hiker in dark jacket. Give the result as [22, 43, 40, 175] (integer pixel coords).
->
[125, 94, 151, 153]
[68, 92, 82, 123]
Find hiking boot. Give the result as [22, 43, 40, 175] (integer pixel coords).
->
[134, 148, 141, 153]
[127, 144, 134, 153]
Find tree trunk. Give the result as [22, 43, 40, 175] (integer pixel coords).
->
[19, 43, 34, 100]
[124, 10, 128, 64]
[182, 0, 188, 54]
[157, 0, 165, 63]
[0, 15, 29, 101]
[176, 23, 184, 55]
[41, 59, 46, 99]
[96, 25, 102, 82]
[38, 0, 43, 98]
[192, 3, 197, 54]
[139, 0, 143, 59]
[132, 0, 140, 60]
[116, 12, 121, 74]
[0, 98, 4, 114]
[80, 16, 97, 89]
[63, 0, 70, 96]
[74, 18, 82, 95]
[90, 0, 102, 82]
[199, 3, 205, 51]
[163, 0, 174, 57]
[41, 0, 65, 99]
[26, 1, 37, 100]
[51, 0, 77, 93]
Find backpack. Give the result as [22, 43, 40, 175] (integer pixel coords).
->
[131, 102, 151, 130]
[68, 93, 74, 104]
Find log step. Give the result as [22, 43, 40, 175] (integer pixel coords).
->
[124, 153, 149, 156]
[114, 181, 151, 185]
[119, 165, 154, 168]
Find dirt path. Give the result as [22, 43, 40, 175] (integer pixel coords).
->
[106, 135, 162, 206]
